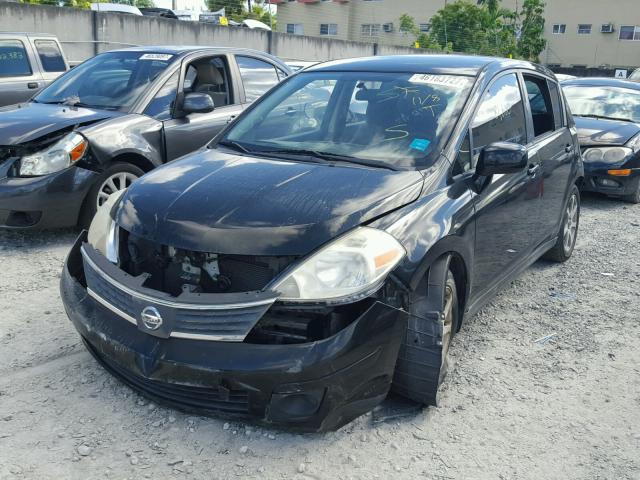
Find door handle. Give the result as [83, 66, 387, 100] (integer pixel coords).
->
[226, 115, 237, 124]
[565, 144, 574, 153]
[527, 164, 541, 176]
[27, 82, 39, 89]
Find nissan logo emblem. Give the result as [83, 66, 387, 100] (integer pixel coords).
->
[141, 306, 163, 330]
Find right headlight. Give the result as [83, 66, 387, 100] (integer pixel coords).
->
[270, 227, 406, 304]
[583, 146, 632, 164]
[87, 189, 125, 264]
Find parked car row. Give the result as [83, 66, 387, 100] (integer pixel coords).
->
[1, 44, 638, 432]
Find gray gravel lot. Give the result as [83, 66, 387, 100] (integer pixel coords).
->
[0, 193, 639, 480]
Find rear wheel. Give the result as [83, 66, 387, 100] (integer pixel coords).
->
[544, 185, 580, 262]
[79, 162, 144, 228]
[392, 259, 460, 406]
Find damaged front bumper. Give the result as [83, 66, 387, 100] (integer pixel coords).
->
[61, 233, 408, 432]
[0, 163, 97, 228]
[581, 165, 640, 197]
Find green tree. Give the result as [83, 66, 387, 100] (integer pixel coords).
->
[398, 13, 441, 50]
[427, 1, 490, 53]
[516, 0, 546, 61]
[423, 0, 545, 59]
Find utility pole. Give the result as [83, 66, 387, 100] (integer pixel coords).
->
[268, 0, 273, 30]
[247, 0, 252, 13]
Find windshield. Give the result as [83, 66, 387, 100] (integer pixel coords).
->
[564, 84, 640, 123]
[221, 71, 475, 169]
[34, 51, 177, 111]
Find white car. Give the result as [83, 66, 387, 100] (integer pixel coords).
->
[555, 73, 576, 82]
[90, 3, 142, 15]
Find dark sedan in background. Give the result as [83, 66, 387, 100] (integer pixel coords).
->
[62, 55, 583, 431]
[0, 46, 290, 228]
[563, 77, 640, 203]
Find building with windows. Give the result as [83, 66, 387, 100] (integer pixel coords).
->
[275, 0, 438, 47]
[275, 0, 640, 71]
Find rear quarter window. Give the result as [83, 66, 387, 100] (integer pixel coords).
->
[34, 40, 66, 73]
[0, 39, 32, 77]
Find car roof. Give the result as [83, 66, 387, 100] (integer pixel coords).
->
[562, 77, 640, 90]
[0, 32, 58, 38]
[306, 54, 550, 77]
[104, 45, 290, 68]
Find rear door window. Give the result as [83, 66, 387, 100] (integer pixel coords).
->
[547, 80, 564, 129]
[34, 40, 66, 73]
[236, 56, 280, 103]
[470, 73, 527, 168]
[0, 39, 32, 77]
[523, 75, 556, 137]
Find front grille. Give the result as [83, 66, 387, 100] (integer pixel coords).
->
[0, 146, 19, 164]
[82, 244, 277, 341]
[118, 230, 297, 295]
[86, 339, 250, 413]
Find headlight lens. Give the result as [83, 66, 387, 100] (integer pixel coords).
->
[87, 189, 125, 264]
[19, 132, 88, 176]
[583, 147, 631, 164]
[271, 227, 406, 303]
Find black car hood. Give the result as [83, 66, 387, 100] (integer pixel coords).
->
[116, 149, 424, 256]
[0, 102, 122, 145]
[574, 116, 640, 147]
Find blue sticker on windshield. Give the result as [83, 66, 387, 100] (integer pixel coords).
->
[410, 138, 431, 152]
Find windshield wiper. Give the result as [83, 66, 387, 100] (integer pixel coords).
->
[216, 140, 251, 153]
[34, 98, 113, 110]
[250, 148, 332, 165]
[575, 114, 634, 123]
[254, 149, 399, 170]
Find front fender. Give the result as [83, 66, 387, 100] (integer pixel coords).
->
[78, 114, 164, 168]
[370, 178, 476, 298]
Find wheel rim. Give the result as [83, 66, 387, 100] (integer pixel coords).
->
[96, 172, 138, 209]
[563, 193, 579, 254]
[440, 282, 455, 374]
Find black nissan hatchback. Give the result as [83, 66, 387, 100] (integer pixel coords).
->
[61, 55, 583, 432]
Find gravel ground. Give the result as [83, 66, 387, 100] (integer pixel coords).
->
[0, 192, 639, 480]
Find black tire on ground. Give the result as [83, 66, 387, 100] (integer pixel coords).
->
[79, 162, 144, 228]
[544, 184, 580, 263]
[392, 256, 460, 406]
[621, 178, 640, 204]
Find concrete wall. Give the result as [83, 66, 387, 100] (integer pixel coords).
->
[0, 2, 426, 65]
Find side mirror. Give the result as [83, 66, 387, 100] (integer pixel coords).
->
[477, 142, 528, 176]
[182, 92, 215, 115]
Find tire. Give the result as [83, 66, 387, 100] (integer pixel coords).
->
[621, 178, 640, 204]
[392, 258, 460, 406]
[544, 184, 580, 262]
[79, 162, 144, 228]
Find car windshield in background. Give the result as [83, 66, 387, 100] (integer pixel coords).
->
[222, 71, 474, 169]
[34, 51, 177, 111]
[563, 85, 640, 123]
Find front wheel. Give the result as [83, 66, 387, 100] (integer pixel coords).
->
[79, 162, 144, 228]
[621, 177, 640, 204]
[392, 260, 460, 406]
[544, 184, 580, 262]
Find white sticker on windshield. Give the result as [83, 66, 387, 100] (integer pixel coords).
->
[140, 53, 173, 61]
[409, 74, 468, 88]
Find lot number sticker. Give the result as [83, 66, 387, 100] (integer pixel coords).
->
[140, 53, 174, 61]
